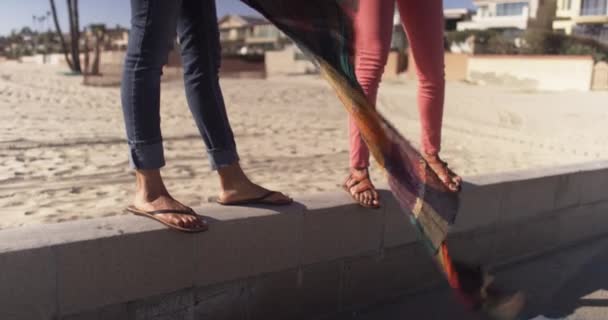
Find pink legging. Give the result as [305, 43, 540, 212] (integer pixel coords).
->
[349, 0, 445, 168]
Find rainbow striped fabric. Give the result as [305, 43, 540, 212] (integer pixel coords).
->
[241, 0, 490, 312]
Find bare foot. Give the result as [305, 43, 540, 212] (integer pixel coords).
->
[343, 168, 380, 208]
[423, 153, 462, 192]
[216, 163, 292, 205]
[131, 169, 207, 231]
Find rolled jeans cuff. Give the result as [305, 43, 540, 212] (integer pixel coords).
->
[128, 141, 165, 170]
[208, 148, 239, 171]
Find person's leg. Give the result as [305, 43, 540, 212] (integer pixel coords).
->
[396, 0, 461, 191]
[121, 0, 205, 230]
[345, 0, 394, 208]
[177, 0, 291, 205]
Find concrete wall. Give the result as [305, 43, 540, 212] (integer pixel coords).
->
[408, 52, 469, 82]
[2, 161, 608, 320]
[592, 61, 608, 91]
[265, 45, 317, 77]
[467, 55, 595, 91]
[384, 51, 407, 79]
[100, 50, 127, 66]
[20, 53, 67, 65]
[17, 51, 127, 68]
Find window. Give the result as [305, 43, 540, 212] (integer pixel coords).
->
[219, 30, 229, 41]
[573, 24, 608, 44]
[236, 28, 247, 39]
[478, 5, 488, 17]
[496, 2, 527, 16]
[581, 0, 607, 15]
[253, 25, 280, 38]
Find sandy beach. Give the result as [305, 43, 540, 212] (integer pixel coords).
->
[1, 61, 607, 230]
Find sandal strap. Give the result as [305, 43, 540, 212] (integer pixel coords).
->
[425, 158, 454, 183]
[146, 208, 197, 216]
[345, 177, 363, 190]
[344, 174, 375, 194]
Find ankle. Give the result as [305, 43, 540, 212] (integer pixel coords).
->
[135, 169, 169, 201]
[350, 167, 370, 179]
[423, 152, 441, 162]
[218, 162, 250, 190]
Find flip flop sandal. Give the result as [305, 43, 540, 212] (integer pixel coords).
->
[426, 158, 462, 192]
[126, 206, 208, 233]
[216, 191, 293, 206]
[343, 174, 381, 209]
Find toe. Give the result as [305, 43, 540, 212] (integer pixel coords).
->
[176, 217, 187, 228]
[364, 192, 372, 206]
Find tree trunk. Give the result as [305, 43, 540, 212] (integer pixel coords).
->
[84, 36, 90, 75]
[49, 0, 73, 69]
[92, 33, 101, 75]
[67, 0, 81, 73]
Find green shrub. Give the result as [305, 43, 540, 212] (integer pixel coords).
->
[446, 29, 608, 62]
[521, 30, 608, 61]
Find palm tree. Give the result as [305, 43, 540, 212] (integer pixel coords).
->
[49, 0, 73, 70]
[89, 24, 106, 75]
[66, 0, 81, 73]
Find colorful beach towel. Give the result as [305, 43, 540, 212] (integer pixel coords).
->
[240, 0, 521, 317]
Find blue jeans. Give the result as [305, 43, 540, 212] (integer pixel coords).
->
[121, 0, 239, 170]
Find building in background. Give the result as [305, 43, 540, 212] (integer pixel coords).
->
[445, 8, 476, 31]
[218, 14, 290, 55]
[105, 26, 129, 51]
[553, 0, 608, 43]
[390, 8, 475, 50]
[456, 0, 556, 31]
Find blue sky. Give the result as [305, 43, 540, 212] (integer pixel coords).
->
[0, 0, 474, 36]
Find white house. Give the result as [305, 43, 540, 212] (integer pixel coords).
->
[456, 0, 556, 31]
[218, 14, 289, 55]
[553, 0, 608, 43]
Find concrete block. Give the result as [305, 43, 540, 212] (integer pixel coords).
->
[0, 215, 154, 253]
[299, 261, 343, 318]
[133, 289, 194, 320]
[500, 176, 559, 222]
[559, 202, 608, 245]
[553, 173, 583, 209]
[381, 189, 418, 248]
[246, 262, 343, 320]
[341, 244, 441, 308]
[447, 227, 498, 266]
[62, 304, 130, 320]
[147, 310, 191, 320]
[490, 214, 560, 264]
[194, 220, 252, 287]
[0, 248, 57, 320]
[573, 169, 608, 205]
[56, 231, 198, 315]
[243, 211, 303, 275]
[301, 193, 384, 265]
[247, 269, 302, 320]
[451, 182, 504, 234]
[199, 202, 303, 222]
[194, 282, 247, 320]
[195, 209, 303, 286]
